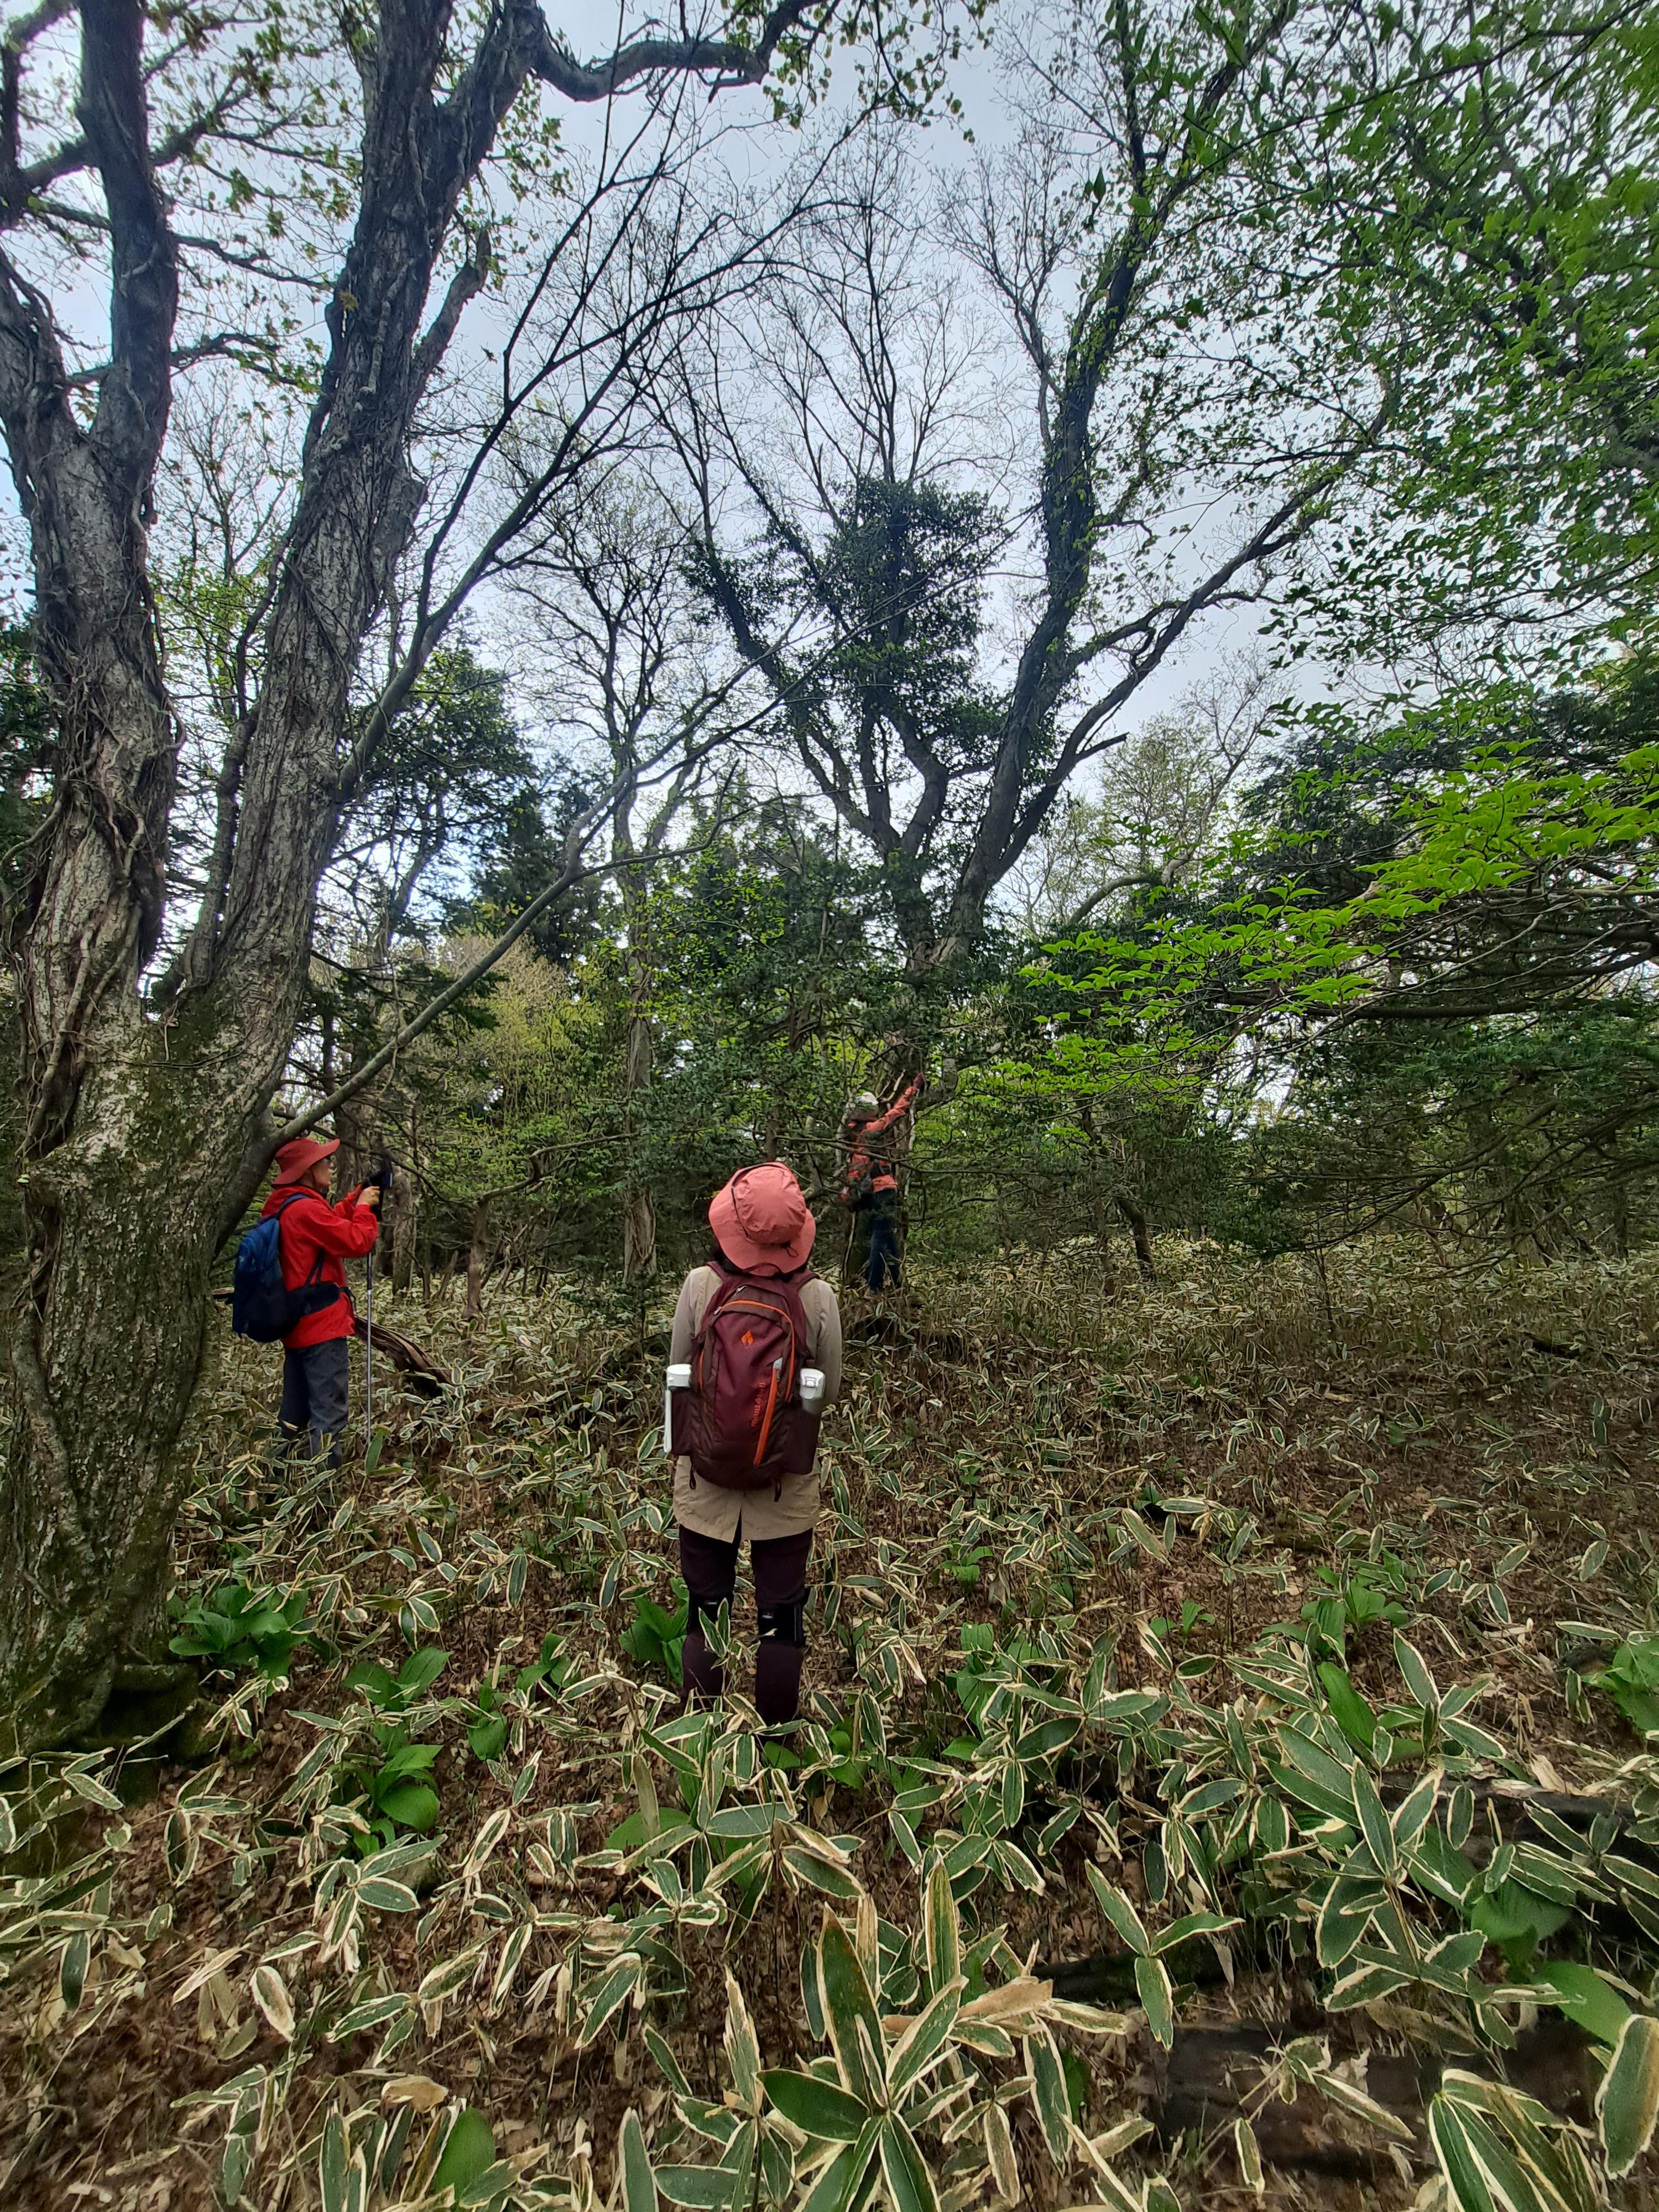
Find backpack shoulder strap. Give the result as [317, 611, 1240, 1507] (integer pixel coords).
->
[274, 1190, 328, 1285]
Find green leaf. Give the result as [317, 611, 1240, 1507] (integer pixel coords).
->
[1318, 1662, 1378, 1754]
[1530, 1963, 1632, 2048]
[1598, 2013, 1659, 2178]
[468, 1716, 509, 1762]
[377, 1783, 440, 1833]
[619, 2108, 659, 2212]
[398, 1646, 449, 1695]
[431, 2108, 495, 2195]
[1467, 1882, 1570, 1965]
[760, 2070, 868, 2143]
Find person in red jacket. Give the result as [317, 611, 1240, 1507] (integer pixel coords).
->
[837, 1074, 921, 1291]
[262, 1136, 380, 1462]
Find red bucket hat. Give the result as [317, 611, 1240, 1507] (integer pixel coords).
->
[272, 1136, 340, 1188]
[709, 1162, 815, 1275]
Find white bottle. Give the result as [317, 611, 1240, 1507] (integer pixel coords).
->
[799, 1366, 826, 1413]
[664, 1362, 691, 1456]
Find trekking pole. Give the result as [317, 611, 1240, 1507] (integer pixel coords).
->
[364, 1246, 373, 1443]
[364, 1155, 390, 1455]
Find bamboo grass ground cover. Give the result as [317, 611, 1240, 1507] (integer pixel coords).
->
[2, 1238, 1657, 2211]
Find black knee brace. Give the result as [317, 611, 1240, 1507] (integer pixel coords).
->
[687, 1594, 732, 1642]
[757, 1597, 807, 1647]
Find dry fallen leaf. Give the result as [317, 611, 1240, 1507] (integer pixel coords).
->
[382, 2074, 448, 2112]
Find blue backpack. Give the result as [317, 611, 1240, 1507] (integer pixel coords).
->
[232, 1194, 340, 1342]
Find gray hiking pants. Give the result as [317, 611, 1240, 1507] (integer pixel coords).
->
[278, 1337, 351, 1463]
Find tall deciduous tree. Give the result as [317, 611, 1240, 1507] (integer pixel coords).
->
[673, 18, 1389, 979]
[0, 0, 964, 1747]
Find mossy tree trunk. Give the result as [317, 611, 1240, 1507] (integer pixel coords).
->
[0, 0, 814, 1746]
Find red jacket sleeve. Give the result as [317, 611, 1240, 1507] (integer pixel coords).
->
[865, 1076, 922, 1136]
[301, 1193, 380, 1258]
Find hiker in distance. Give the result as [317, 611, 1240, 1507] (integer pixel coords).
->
[665, 1162, 841, 1728]
[247, 1137, 381, 1464]
[838, 1072, 922, 1292]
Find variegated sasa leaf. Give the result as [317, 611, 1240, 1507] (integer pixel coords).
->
[1435, 2074, 1595, 2212]
[782, 1844, 864, 1901]
[1390, 1768, 1442, 1851]
[1135, 1955, 1176, 2049]
[1316, 1876, 1381, 1969]
[922, 1855, 959, 1997]
[722, 1973, 762, 2113]
[1025, 2025, 1072, 2163]
[575, 1952, 643, 2050]
[1394, 1633, 1441, 1715]
[878, 2116, 941, 2212]
[817, 1920, 885, 2105]
[655, 2166, 740, 2208]
[1350, 1765, 1398, 1879]
[250, 1962, 295, 2041]
[761, 2070, 869, 2143]
[1598, 2013, 1659, 2179]
[319, 2110, 349, 2212]
[619, 2107, 659, 2212]
[1235, 2116, 1264, 2192]
[1148, 1911, 1240, 1958]
[983, 2103, 1020, 2205]
[886, 1976, 964, 2100]
[1085, 1864, 1149, 1954]
[643, 2023, 693, 2098]
[797, 2120, 881, 2212]
[59, 1931, 90, 2011]
[1307, 2067, 1416, 2146]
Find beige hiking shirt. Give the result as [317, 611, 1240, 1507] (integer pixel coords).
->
[669, 1265, 843, 1542]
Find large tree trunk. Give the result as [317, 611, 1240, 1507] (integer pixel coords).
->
[0, 0, 532, 1748]
[0, 0, 822, 1749]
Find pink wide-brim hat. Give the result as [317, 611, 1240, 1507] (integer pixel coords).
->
[709, 1161, 816, 1273]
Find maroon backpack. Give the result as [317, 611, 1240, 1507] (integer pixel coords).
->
[675, 1266, 821, 1494]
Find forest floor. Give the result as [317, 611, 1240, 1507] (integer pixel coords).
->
[3, 1238, 1658, 2212]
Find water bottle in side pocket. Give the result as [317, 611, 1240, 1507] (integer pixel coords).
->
[664, 1362, 691, 1457]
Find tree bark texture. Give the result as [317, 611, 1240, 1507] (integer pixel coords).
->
[620, 1005, 656, 1282]
[0, 0, 817, 1745]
